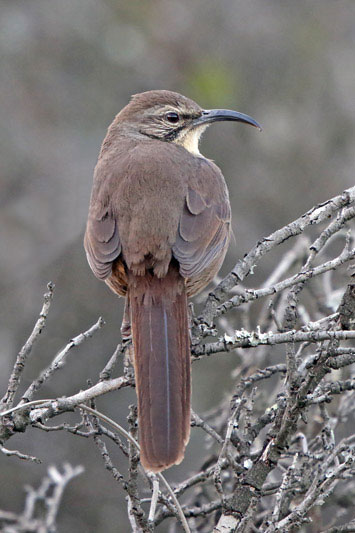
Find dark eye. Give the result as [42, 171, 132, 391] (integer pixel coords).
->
[165, 112, 180, 124]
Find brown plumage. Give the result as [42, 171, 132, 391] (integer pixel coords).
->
[128, 265, 190, 470]
[84, 90, 260, 472]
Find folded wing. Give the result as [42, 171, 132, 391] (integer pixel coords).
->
[173, 186, 231, 279]
[84, 208, 121, 280]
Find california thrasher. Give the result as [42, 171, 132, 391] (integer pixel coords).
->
[84, 90, 260, 472]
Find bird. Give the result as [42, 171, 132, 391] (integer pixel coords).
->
[84, 90, 260, 472]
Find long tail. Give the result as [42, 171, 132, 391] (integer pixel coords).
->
[128, 265, 191, 472]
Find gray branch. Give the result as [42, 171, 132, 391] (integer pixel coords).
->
[0, 463, 83, 532]
[1, 186, 355, 532]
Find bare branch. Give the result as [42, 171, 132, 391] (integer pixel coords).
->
[1, 187, 354, 532]
[0, 446, 41, 464]
[202, 185, 355, 325]
[21, 316, 105, 403]
[193, 328, 355, 357]
[191, 410, 224, 444]
[0, 463, 83, 532]
[1, 282, 55, 408]
[215, 246, 355, 319]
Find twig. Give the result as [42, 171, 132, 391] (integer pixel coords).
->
[306, 379, 355, 405]
[44, 464, 85, 531]
[191, 410, 224, 444]
[264, 454, 299, 531]
[127, 495, 144, 533]
[1, 282, 54, 408]
[0, 463, 83, 532]
[215, 247, 355, 319]
[173, 458, 229, 498]
[21, 317, 105, 403]
[0, 446, 41, 463]
[99, 341, 130, 381]
[157, 498, 224, 522]
[201, 185, 355, 325]
[77, 405, 191, 533]
[87, 406, 128, 490]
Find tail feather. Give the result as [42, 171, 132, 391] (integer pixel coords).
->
[128, 266, 191, 472]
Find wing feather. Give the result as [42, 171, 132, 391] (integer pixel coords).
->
[173, 187, 230, 279]
[84, 211, 121, 280]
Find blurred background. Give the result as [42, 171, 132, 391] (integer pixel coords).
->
[0, 0, 354, 531]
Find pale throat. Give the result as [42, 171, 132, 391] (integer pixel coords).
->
[174, 125, 208, 157]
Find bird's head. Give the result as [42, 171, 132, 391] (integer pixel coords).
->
[115, 90, 261, 156]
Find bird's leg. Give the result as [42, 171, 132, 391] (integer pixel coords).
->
[121, 298, 135, 370]
[188, 302, 200, 346]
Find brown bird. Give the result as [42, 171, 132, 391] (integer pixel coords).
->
[84, 90, 260, 472]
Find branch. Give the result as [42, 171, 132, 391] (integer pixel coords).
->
[21, 316, 105, 403]
[215, 246, 355, 319]
[193, 328, 355, 357]
[0, 463, 83, 531]
[0, 445, 41, 464]
[201, 185, 355, 324]
[1, 186, 354, 532]
[1, 282, 54, 408]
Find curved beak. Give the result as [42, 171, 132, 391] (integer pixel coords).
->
[193, 109, 262, 131]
